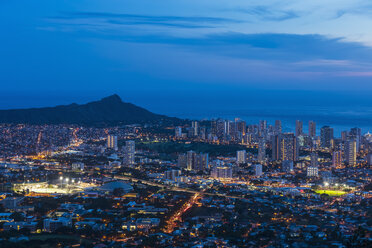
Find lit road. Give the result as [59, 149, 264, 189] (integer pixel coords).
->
[163, 193, 200, 233]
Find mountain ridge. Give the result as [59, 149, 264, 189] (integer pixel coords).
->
[0, 94, 177, 125]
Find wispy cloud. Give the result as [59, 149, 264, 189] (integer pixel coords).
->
[231, 6, 299, 21]
[47, 11, 241, 30]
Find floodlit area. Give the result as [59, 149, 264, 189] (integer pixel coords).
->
[13, 182, 95, 195]
[314, 190, 347, 196]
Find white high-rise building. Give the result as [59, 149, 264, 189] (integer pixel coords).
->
[307, 166, 318, 177]
[236, 150, 247, 164]
[211, 166, 232, 179]
[107, 135, 118, 150]
[175, 126, 182, 138]
[123, 140, 135, 166]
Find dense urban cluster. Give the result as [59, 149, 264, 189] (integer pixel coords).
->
[0, 119, 370, 247]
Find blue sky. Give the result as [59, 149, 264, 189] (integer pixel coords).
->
[1, 0, 372, 110]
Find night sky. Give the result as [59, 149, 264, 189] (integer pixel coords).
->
[1, 0, 372, 114]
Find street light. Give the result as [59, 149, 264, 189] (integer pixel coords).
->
[324, 182, 329, 187]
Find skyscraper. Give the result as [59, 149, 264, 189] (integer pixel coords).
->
[236, 150, 247, 164]
[259, 120, 267, 138]
[186, 151, 209, 171]
[295, 120, 303, 137]
[175, 126, 182, 138]
[211, 166, 232, 179]
[345, 138, 356, 166]
[350, 127, 361, 152]
[107, 135, 118, 150]
[123, 140, 135, 166]
[191, 121, 199, 136]
[320, 126, 334, 148]
[272, 133, 298, 162]
[310, 152, 318, 167]
[257, 137, 266, 163]
[253, 164, 263, 177]
[275, 120, 282, 134]
[309, 121, 316, 137]
[332, 150, 342, 167]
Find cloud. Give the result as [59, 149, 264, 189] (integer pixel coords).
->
[231, 6, 299, 21]
[47, 11, 241, 30]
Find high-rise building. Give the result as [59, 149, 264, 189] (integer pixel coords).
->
[236, 120, 246, 136]
[236, 150, 246, 164]
[320, 126, 334, 148]
[259, 120, 267, 138]
[341, 131, 349, 142]
[332, 151, 342, 167]
[191, 121, 199, 136]
[367, 153, 372, 166]
[307, 166, 319, 177]
[350, 127, 362, 152]
[253, 164, 263, 177]
[309, 121, 316, 138]
[123, 140, 135, 166]
[282, 160, 294, 173]
[211, 166, 232, 179]
[295, 120, 303, 137]
[272, 133, 299, 162]
[275, 120, 282, 134]
[177, 154, 187, 168]
[165, 170, 181, 181]
[345, 138, 356, 166]
[175, 126, 182, 138]
[257, 138, 266, 163]
[186, 151, 209, 171]
[107, 135, 118, 150]
[310, 152, 318, 167]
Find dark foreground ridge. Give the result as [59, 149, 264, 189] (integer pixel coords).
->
[0, 94, 176, 125]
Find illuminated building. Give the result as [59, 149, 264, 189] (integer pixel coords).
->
[257, 137, 266, 163]
[320, 126, 334, 148]
[275, 120, 282, 134]
[123, 140, 135, 166]
[236, 150, 246, 164]
[211, 166, 232, 179]
[107, 135, 118, 150]
[307, 166, 319, 177]
[309, 121, 316, 137]
[345, 138, 356, 166]
[253, 164, 263, 177]
[272, 133, 299, 162]
[332, 150, 342, 167]
[295, 120, 303, 137]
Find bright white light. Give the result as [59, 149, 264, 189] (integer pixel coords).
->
[335, 183, 339, 187]
[60, 176, 63, 180]
[324, 182, 329, 187]
[66, 178, 69, 182]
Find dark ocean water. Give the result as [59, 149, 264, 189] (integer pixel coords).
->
[0, 90, 371, 136]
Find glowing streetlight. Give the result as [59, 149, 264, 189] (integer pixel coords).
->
[324, 182, 329, 187]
